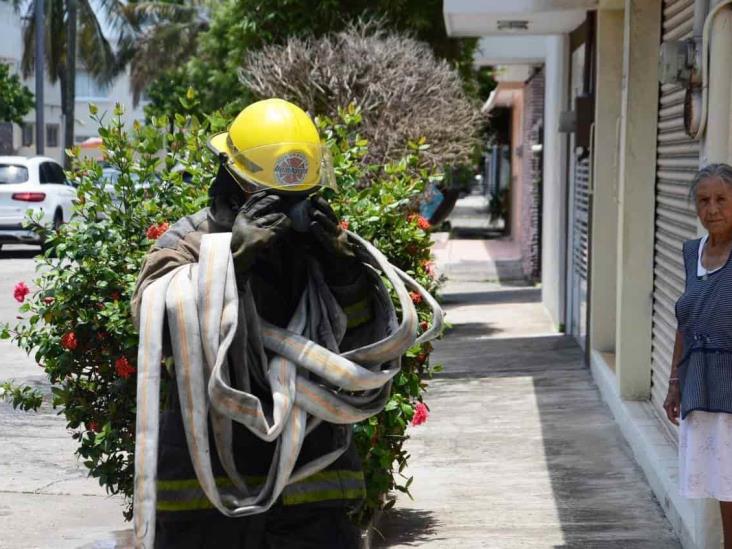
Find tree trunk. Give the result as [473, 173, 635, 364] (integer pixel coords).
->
[63, 0, 77, 169]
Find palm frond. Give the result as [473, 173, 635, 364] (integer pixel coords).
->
[128, 15, 207, 104]
[123, 2, 206, 27]
[19, 0, 66, 84]
[77, 0, 120, 84]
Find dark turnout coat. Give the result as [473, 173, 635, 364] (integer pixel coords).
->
[131, 204, 380, 548]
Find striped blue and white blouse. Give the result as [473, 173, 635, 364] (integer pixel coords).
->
[675, 236, 732, 418]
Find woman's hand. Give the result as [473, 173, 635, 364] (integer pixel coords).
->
[663, 382, 681, 426]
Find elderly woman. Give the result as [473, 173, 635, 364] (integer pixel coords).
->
[665, 162, 732, 546]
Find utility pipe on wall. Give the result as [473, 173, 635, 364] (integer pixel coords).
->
[704, 3, 732, 162]
[689, 0, 732, 151]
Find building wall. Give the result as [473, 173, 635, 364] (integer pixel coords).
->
[0, 3, 145, 162]
[541, 35, 570, 329]
[509, 89, 525, 246]
[588, 1, 725, 547]
[520, 69, 545, 282]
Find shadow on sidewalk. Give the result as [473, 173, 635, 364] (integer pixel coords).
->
[375, 286, 679, 548]
[372, 508, 441, 548]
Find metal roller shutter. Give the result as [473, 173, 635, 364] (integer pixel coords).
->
[650, 0, 698, 429]
[573, 157, 591, 282]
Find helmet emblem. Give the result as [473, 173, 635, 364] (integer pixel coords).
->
[274, 152, 309, 186]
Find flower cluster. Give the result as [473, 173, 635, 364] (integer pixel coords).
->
[114, 356, 135, 379]
[13, 282, 29, 303]
[411, 402, 429, 426]
[409, 291, 423, 305]
[146, 222, 170, 241]
[60, 332, 79, 351]
[408, 213, 431, 231]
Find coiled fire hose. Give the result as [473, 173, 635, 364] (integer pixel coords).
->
[133, 231, 444, 548]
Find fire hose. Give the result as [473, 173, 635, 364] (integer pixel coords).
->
[133, 231, 443, 548]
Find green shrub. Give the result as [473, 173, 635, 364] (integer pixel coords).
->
[1, 102, 441, 524]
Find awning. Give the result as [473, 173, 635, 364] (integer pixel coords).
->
[443, 0, 598, 36]
[79, 136, 102, 149]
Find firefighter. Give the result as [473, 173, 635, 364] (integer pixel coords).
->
[132, 99, 377, 548]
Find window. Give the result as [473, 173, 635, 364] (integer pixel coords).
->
[22, 123, 33, 147]
[51, 163, 66, 184]
[75, 71, 110, 99]
[46, 124, 59, 148]
[40, 162, 65, 184]
[0, 164, 29, 184]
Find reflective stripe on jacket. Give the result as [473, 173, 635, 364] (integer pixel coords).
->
[156, 470, 366, 513]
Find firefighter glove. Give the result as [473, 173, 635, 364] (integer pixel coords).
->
[231, 191, 291, 276]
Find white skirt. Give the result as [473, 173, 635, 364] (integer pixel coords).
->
[679, 410, 732, 501]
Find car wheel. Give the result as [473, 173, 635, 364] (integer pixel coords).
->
[53, 210, 63, 232]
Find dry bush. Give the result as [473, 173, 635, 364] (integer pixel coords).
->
[238, 21, 481, 169]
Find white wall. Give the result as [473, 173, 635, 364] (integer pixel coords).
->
[541, 35, 570, 329]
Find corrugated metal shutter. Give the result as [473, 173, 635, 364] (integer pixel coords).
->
[650, 0, 698, 428]
[572, 157, 591, 282]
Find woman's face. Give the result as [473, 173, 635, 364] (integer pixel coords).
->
[695, 176, 732, 236]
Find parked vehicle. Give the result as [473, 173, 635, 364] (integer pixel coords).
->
[0, 156, 76, 249]
[98, 167, 149, 209]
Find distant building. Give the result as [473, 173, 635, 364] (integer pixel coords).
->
[0, 2, 146, 162]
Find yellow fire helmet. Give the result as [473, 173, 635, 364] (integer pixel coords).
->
[207, 98, 336, 193]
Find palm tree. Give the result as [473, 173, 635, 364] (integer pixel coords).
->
[9, 0, 132, 167]
[119, 2, 210, 106]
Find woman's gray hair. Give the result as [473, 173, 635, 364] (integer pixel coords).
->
[690, 163, 732, 199]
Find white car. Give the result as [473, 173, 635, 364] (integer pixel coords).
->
[0, 156, 76, 249]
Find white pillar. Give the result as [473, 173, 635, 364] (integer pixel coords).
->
[541, 34, 569, 329]
[589, 9, 624, 354]
[615, 0, 662, 400]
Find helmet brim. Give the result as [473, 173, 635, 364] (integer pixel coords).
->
[207, 131, 337, 193]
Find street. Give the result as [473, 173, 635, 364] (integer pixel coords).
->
[0, 246, 128, 549]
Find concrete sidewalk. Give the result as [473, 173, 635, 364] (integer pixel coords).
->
[375, 279, 680, 548]
[0, 248, 128, 549]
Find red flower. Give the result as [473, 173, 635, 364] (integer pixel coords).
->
[339, 219, 350, 231]
[146, 222, 170, 241]
[43, 296, 55, 305]
[422, 260, 437, 279]
[110, 291, 122, 301]
[419, 321, 429, 332]
[87, 420, 100, 433]
[411, 402, 429, 426]
[416, 352, 428, 365]
[60, 332, 78, 351]
[13, 282, 30, 303]
[114, 356, 136, 379]
[408, 214, 431, 231]
[409, 291, 422, 305]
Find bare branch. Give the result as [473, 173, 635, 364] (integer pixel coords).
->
[238, 21, 481, 169]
